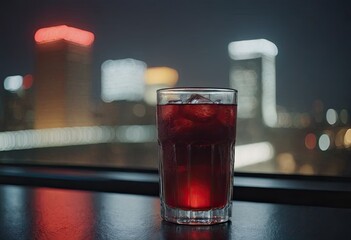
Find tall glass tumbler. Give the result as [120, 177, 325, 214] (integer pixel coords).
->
[157, 88, 238, 225]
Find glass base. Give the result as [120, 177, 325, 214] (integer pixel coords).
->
[161, 202, 232, 225]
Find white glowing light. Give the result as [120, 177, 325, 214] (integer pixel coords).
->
[116, 125, 156, 143]
[228, 39, 278, 60]
[228, 39, 278, 127]
[4, 75, 23, 92]
[318, 134, 330, 151]
[234, 141, 275, 168]
[101, 58, 147, 102]
[326, 108, 338, 125]
[0, 125, 156, 151]
[261, 57, 277, 127]
[230, 69, 258, 118]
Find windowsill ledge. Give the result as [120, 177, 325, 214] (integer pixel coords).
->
[0, 163, 350, 208]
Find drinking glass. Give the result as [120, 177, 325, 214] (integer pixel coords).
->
[156, 87, 237, 225]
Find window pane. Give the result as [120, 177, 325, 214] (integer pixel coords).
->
[1, 1, 350, 176]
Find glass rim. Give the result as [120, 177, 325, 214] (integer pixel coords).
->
[157, 87, 238, 94]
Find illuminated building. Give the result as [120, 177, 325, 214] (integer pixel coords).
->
[101, 58, 147, 103]
[34, 25, 95, 128]
[227, 39, 278, 168]
[228, 39, 278, 128]
[2, 74, 34, 130]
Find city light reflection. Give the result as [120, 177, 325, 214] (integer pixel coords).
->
[0, 186, 27, 236]
[33, 188, 94, 239]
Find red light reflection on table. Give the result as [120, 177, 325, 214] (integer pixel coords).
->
[33, 188, 94, 240]
[34, 25, 95, 46]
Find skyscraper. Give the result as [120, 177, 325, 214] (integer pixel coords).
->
[228, 39, 278, 146]
[228, 39, 278, 128]
[34, 25, 95, 128]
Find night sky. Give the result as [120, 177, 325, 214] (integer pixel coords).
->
[1, 0, 351, 112]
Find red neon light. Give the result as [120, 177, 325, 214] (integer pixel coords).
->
[23, 74, 33, 89]
[34, 25, 95, 46]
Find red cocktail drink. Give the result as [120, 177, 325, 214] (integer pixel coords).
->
[157, 88, 237, 225]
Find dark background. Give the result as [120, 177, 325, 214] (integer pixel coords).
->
[1, 0, 351, 112]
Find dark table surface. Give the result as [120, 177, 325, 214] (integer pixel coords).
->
[1, 184, 351, 240]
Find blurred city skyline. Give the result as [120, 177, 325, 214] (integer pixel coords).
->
[1, 0, 351, 112]
[1, 0, 351, 176]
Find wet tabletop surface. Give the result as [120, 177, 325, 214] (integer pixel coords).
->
[0, 184, 350, 240]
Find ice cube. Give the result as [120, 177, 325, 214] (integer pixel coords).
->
[183, 104, 217, 122]
[172, 117, 194, 133]
[186, 94, 213, 104]
[218, 107, 235, 127]
[168, 99, 183, 104]
[160, 105, 178, 121]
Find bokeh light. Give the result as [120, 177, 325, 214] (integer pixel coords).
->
[4, 75, 23, 92]
[318, 134, 330, 151]
[22, 74, 33, 89]
[344, 129, 351, 148]
[276, 153, 296, 173]
[132, 104, 146, 117]
[305, 133, 317, 150]
[326, 108, 338, 125]
[335, 129, 347, 148]
[144, 67, 178, 86]
[340, 109, 349, 124]
[299, 164, 315, 175]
